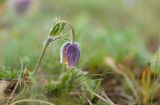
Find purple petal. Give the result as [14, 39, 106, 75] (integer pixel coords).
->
[66, 42, 80, 68]
[60, 42, 71, 64]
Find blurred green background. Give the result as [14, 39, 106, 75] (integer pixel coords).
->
[0, 0, 159, 73]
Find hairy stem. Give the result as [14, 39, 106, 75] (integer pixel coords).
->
[33, 33, 69, 74]
[33, 44, 48, 74]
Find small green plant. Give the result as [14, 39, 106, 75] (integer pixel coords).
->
[33, 18, 81, 74]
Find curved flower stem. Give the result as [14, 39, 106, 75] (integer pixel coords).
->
[33, 33, 69, 74]
[54, 20, 75, 43]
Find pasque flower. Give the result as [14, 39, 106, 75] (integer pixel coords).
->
[34, 20, 80, 74]
[60, 42, 80, 68]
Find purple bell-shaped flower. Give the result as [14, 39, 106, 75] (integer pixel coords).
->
[60, 42, 80, 68]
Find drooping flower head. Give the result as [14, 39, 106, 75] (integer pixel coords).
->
[60, 42, 71, 64]
[60, 42, 80, 68]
